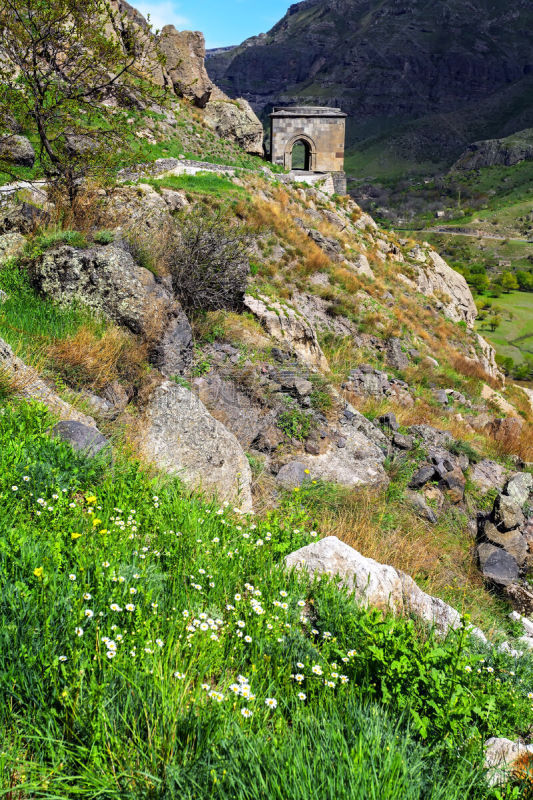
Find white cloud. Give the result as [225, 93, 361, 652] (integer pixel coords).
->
[134, 1, 190, 32]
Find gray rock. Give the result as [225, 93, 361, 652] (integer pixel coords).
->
[505, 473, 533, 507]
[408, 425, 453, 449]
[441, 466, 466, 503]
[0, 202, 49, 235]
[494, 494, 525, 531]
[405, 489, 438, 523]
[470, 459, 510, 493]
[244, 293, 328, 371]
[0, 135, 35, 167]
[276, 461, 310, 489]
[31, 244, 193, 377]
[151, 310, 193, 377]
[203, 98, 264, 156]
[52, 421, 109, 458]
[434, 389, 449, 405]
[138, 381, 253, 511]
[484, 737, 533, 787]
[303, 424, 389, 489]
[484, 522, 527, 565]
[386, 337, 409, 370]
[393, 433, 414, 450]
[409, 464, 437, 488]
[478, 543, 519, 587]
[0, 232, 25, 265]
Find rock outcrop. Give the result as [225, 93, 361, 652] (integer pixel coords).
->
[244, 293, 329, 372]
[455, 128, 533, 170]
[411, 248, 478, 327]
[30, 243, 193, 377]
[159, 26, 213, 108]
[203, 98, 264, 157]
[138, 381, 253, 511]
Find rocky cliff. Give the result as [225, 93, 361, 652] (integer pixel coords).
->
[207, 0, 533, 171]
[453, 128, 533, 170]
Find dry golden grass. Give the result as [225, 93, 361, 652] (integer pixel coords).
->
[293, 484, 503, 632]
[48, 182, 104, 234]
[47, 326, 146, 391]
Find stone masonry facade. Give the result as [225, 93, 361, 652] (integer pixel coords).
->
[270, 106, 347, 193]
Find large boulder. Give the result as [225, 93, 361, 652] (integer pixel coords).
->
[244, 293, 328, 372]
[159, 27, 213, 107]
[0, 337, 96, 426]
[285, 536, 485, 638]
[285, 536, 404, 613]
[31, 243, 193, 376]
[204, 98, 264, 156]
[478, 543, 520, 587]
[138, 381, 253, 512]
[0, 135, 35, 167]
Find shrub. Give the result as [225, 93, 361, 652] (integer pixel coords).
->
[93, 229, 115, 245]
[169, 209, 251, 313]
[278, 408, 312, 441]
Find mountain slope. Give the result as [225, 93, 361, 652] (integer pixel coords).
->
[207, 0, 533, 177]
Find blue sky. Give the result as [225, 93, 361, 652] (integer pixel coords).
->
[135, 1, 291, 48]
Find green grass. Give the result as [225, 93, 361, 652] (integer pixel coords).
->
[475, 291, 533, 365]
[0, 257, 107, 364]
[151, 172, 249, 198]
[1, 399, 533, 797]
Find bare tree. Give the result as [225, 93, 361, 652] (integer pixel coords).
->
[0, 0, 166, 201]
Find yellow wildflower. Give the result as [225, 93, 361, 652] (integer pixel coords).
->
[33, 567, 44, 578]
[99, 529, 108, 535]
[92, 518, 101, 527]
[86, 495, 97, 504]
[71, 532, 82, 540]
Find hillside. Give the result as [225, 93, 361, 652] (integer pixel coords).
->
[206, 0, 533, 179]
[2, 3, 533, 796]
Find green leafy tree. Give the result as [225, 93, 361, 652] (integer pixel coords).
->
[0, 0, 166, 201]
[516, 270, 533, 292]
[499, 271, 519, 293]
[488, 314, 501, 332]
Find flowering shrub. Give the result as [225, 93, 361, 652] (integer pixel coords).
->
[1, 399, 533, 797]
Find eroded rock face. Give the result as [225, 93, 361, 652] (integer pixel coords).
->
[159, 27, 213, 107]
[52, 421, 110, 458]
[244, 293, 328, 372]
[413, 250, 478, 327]
[138, 381, 253, 511]
[0, 337, 96, 426]
[31, 243, 193, 377]
[204, 98, 264, 156]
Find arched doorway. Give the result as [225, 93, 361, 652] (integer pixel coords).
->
[283, 134, 317, 171]
[291, 139, 311, 170]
